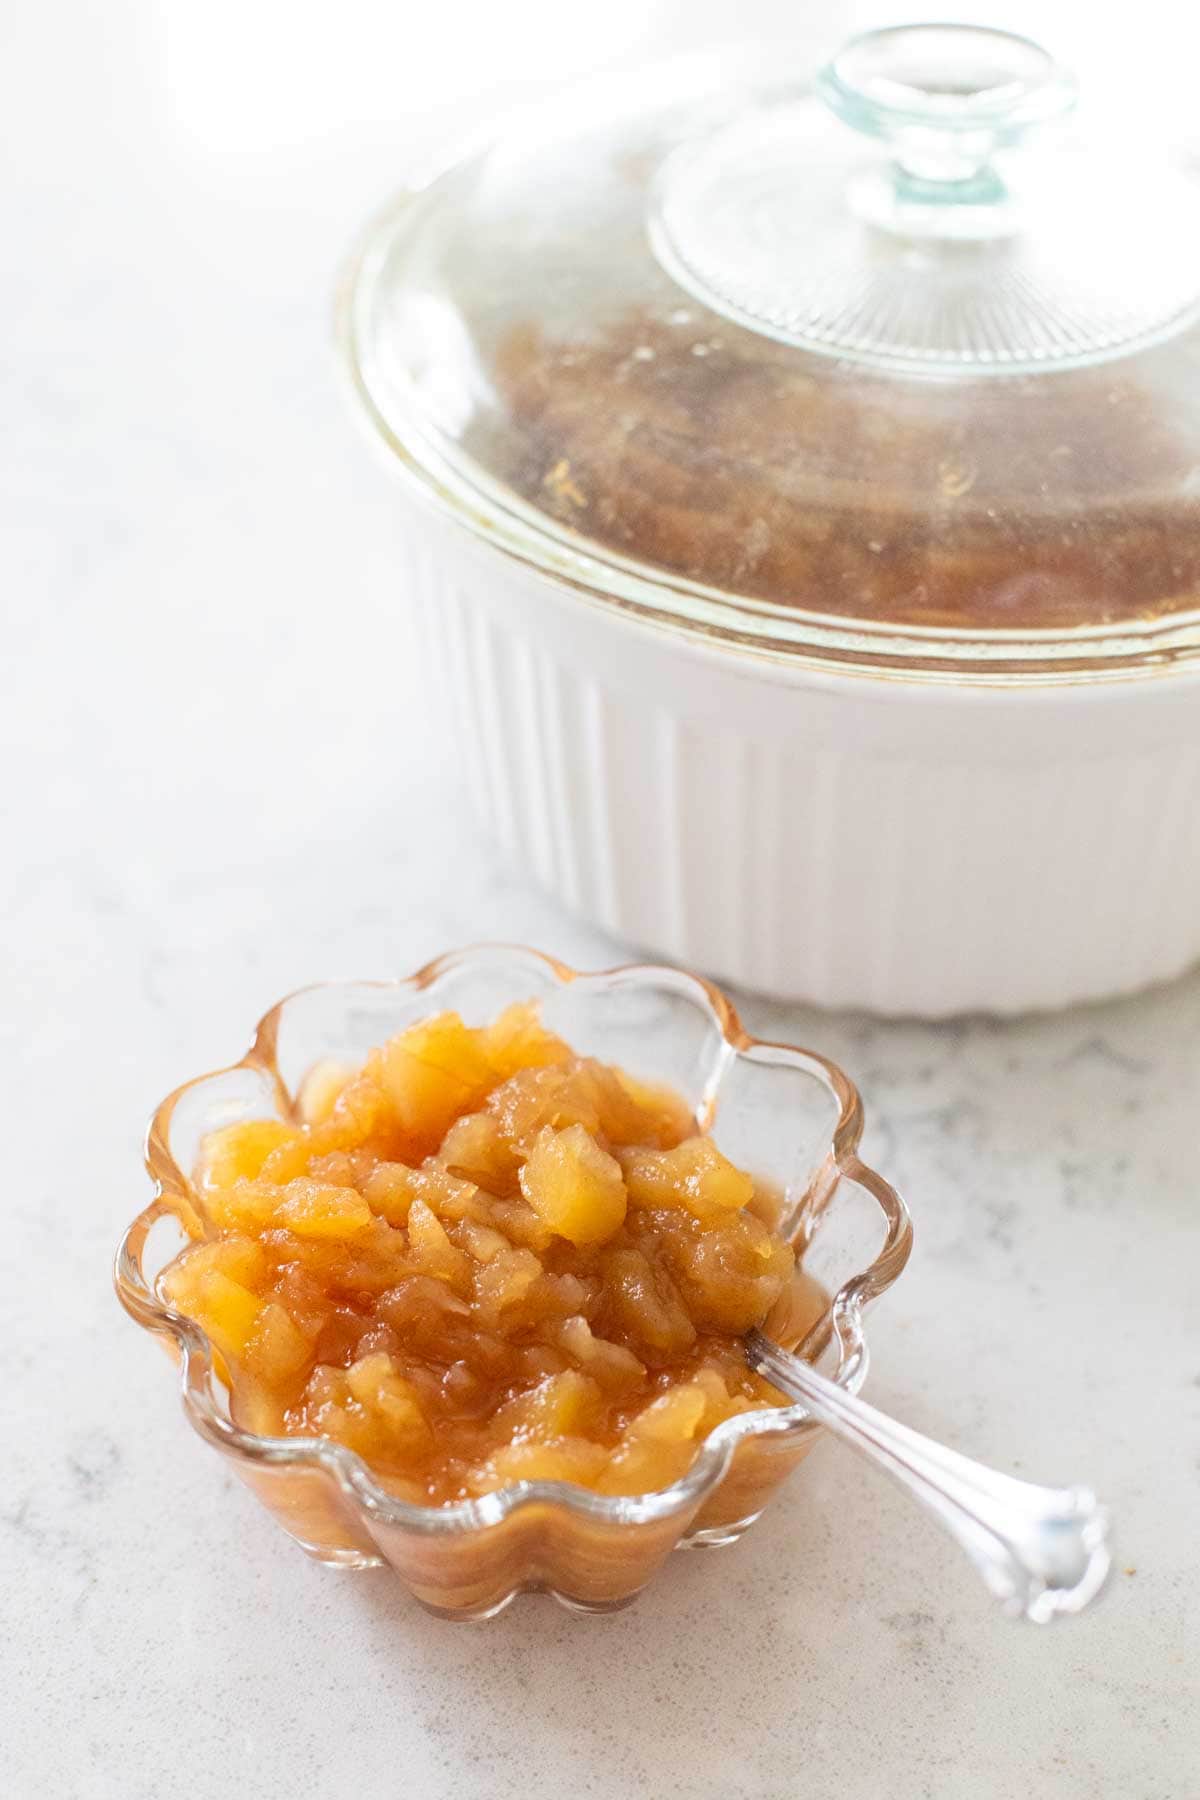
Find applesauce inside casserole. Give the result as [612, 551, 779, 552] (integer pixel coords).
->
[161, 1005, 825, 1504]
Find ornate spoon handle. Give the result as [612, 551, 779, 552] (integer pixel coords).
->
[745, 1328, 1110, 1622]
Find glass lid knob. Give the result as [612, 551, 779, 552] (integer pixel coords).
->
[816, 24, 1076, 234]
[649, 22, 1200, 374]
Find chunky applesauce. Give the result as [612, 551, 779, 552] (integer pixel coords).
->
[489, 313, 1200, 631]
[161, 1006, 823, 1504]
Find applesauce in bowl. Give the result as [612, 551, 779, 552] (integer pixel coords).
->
[115, 945, 911, 1618]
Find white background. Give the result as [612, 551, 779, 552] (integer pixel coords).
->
[4, 3, 1199, 1796]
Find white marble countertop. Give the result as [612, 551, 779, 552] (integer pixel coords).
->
[5, 3, 1198, 1796]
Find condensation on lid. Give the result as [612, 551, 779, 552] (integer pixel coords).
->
[343, 26, 1200, 668]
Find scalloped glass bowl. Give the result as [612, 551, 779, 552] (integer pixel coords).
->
[114, 945, 911, 1619]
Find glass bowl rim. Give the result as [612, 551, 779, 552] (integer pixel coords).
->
[114, 943, 913, 1537]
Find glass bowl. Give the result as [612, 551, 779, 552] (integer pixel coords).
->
[114, 945, 911, 1619]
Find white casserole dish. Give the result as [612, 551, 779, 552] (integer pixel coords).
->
[340, 26, 1200, 1016]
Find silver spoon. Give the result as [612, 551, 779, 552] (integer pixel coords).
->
[745, 1327, 1111, 1622]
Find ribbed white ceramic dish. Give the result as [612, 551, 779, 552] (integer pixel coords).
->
[403, 514, 1200, 1017]
[338, 32, 1200, 1018]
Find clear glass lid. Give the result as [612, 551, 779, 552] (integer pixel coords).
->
[343, 24, 1200, 676]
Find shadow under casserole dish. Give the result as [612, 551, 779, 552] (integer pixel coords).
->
[116, 947, 911, 1617]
